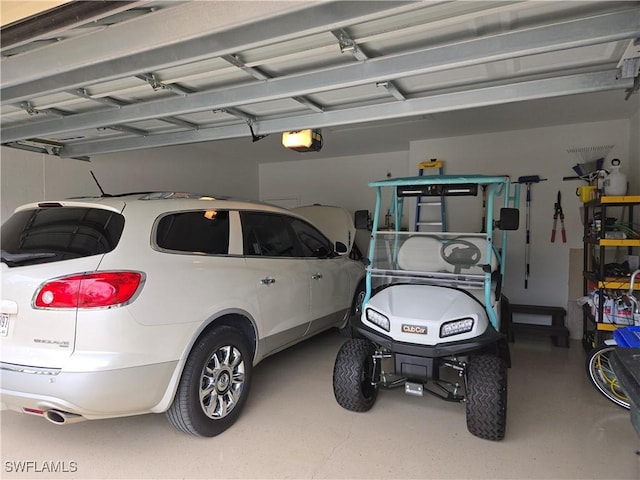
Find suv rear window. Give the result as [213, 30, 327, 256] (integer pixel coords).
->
[155, 210, 229, 254]
[1, 207, 125, 267]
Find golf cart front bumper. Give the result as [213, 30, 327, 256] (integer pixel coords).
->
[355, 321, 509, 381]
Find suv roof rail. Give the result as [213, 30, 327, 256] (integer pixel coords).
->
[137, 192, 228, 200]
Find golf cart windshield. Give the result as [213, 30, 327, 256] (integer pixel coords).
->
[369, 231, 498, 289]
[365, 175, 520, 329]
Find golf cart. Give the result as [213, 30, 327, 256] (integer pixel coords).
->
[333, 174, 520, 441]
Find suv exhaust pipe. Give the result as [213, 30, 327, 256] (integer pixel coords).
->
[44, 409, 86, 425]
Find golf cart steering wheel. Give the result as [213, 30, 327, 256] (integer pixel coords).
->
[440, 239, 482, 272]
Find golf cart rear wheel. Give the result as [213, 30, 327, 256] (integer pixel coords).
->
[465, 354, 507, 441]
[333, 339, 378, 412]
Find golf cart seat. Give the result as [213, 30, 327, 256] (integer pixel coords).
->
[397, 235, 498, 274]
[397, 235, 447, 272]
[397, 235, 499, 307]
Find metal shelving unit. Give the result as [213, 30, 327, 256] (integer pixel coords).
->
[582, 195, 640, 350]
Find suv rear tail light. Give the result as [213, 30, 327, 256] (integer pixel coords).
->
[34, 272, 143, 309]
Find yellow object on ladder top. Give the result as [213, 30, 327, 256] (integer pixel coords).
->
[414, 159, 446, 232]
[418, 160, 444, 170]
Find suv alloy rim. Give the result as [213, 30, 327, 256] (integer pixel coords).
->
[200, 345, 245, 419]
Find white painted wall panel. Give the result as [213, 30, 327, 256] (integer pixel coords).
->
[0, 143, 259, 223]
[0, 147, 95, 222]
[259, 151, 410, 215]
[89, 144, 258, 199]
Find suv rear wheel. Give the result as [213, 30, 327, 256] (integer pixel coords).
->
[167, 326, 252, 436]
[465, 354, 507, 441]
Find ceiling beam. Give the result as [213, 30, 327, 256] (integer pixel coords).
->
[222, 54, 324, 112]
[58, 70, 632, 158]
[3, 8, 638, 145]
[332, 28, 407, 100]
[0, 1, 421, 101]
[0, 1, 153, 51]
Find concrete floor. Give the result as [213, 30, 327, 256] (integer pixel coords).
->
[1, 330, 639, 479]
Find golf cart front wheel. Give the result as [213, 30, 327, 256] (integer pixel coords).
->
[333, 339, 378, 412]
[465, 354, 507, 441]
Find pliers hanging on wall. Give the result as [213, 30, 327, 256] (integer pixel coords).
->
[551, 190, 566, 243]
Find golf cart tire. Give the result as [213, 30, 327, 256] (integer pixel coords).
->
[333, 339, 378, 412]
[465, 354, 507, 441]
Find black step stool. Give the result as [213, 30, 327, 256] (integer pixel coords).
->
[509, 304, 570, 348]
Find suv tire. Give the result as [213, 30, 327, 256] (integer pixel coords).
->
[333, 339, 378, 412]
[167, 326, 252, 437]
[465, 354, 507, 441]
[339, 282, 365, 338]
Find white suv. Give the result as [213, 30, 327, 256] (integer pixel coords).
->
[1, 192, 364, 436]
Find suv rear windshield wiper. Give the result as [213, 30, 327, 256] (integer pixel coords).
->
[1, 250, 57, 265]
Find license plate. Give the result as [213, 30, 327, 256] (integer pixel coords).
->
[0, 313, 9, 337]
[405, 382, 424, 397]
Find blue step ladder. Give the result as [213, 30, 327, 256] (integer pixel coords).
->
[414, 159, 446, 232]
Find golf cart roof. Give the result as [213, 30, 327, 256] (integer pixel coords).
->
[369, 174, 511, 188]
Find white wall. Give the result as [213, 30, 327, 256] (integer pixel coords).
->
[259, 151, 410, 212]
[89, 144, 259, 200]
[0, 143, 259, 222]
[0, 147, 96, 222]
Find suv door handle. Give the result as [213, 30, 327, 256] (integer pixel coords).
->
[311, 273, 323, 280]
[260, 277, 276, 285]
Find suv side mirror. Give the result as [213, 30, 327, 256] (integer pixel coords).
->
[497, 208, 519, 230]
[335, 241, 348, 255]
[354, 210, 371, 230]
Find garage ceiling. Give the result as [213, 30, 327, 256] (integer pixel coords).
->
[1, 0, 639, 162]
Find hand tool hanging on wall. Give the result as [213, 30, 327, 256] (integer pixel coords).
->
[551, 191, 567, 243]
[516, 175, 547, 289]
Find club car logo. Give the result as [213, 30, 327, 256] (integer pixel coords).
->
[402, 324, 426, 334]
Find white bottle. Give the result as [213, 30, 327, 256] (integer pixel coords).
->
[603, 158, 627, 196]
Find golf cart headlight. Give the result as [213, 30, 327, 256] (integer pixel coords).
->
[365, 308, 390, 331]
[440, 318, 474, 337]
